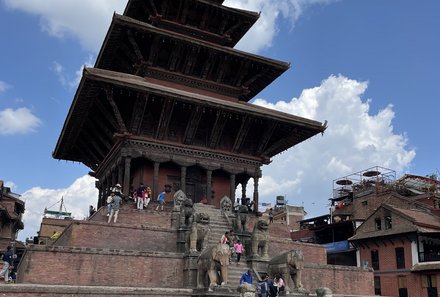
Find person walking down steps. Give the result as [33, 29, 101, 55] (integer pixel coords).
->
[108, 191, 122, 223]
[155, 191, 165, 211]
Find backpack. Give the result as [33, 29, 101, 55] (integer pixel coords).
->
[255, 282, 262, 294]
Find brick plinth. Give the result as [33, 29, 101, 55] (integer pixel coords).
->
[17, 246, 184, 288]
[0, 284, 192, 296]
[302, 263, 374, 295]
[55, 221, 177, 252]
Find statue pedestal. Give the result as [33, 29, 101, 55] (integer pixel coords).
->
[192, 287, 236, 297]
[177, 227, 190, 253]
[246, 257, 269, 275]
[183, 253, 199, 288]
[285, 288, 311, 296]
[171, 208, 181, 228]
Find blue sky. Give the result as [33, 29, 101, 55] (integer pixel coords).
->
[0, 0, 439, 240]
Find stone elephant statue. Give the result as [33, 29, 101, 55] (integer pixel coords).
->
[250, 219, 269, 258]
[187, 213, 210, 253]
[268, 249, 304, 293]
[197, 243, 230, 289]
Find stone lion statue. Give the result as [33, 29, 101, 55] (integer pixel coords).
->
[250, 219, 269, 258]
[173, 190, 186, 210]
[268, 249, 304, 293]
[234, 205, 249, 232]
[220, 196, 232, 213]
[187, 213, 210, 253]
[180, 197, 195, 227]
[197, 243, 230, 289]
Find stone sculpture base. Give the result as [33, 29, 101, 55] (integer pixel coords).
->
[177, 226, 191, 253]
[246, 257, 269, 275]
[192, 287, 236, 297]
[183, 253, 199, 288]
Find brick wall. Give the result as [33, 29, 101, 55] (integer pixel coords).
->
[303, 263, 374, 295]
[18, 245, 184, 288]
[54, 221, 177, 252]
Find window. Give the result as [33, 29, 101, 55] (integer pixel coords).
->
[396, 247, 405, 269]
[371, 250, 380, 270]
[422, 274, 437, 288]
[385, 215, 392, 229]
[374, 276, 381, 295]
[398, 276, 408, 297]
[375, 218, 382, 230]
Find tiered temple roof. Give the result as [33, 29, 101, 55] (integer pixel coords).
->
[53, 0, 326, 206]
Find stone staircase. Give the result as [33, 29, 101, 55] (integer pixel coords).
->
[193, 203, 231, 245]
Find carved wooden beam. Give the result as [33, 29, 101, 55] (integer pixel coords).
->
[127, 30, 144, 62]
[147, 0, 158, 15]
[169, 42, 182, 71]
[209, 111, 228, 149]
[160, 0, 167, 15]
[263, 127, 299, 156]
[224, 20, 243, 36]
[235, 60, 251, 86]
[183, 46, 199, 75]
[233, 116, 253, 153]
[77, 137, 101, 166]
[81, 125, 108, 161]
[255, 121, 277, 155]
[119, 42, 138, 73]
[94, 93, 119, 131]
[155, 98, 175, 140]
[216, 55, 230, 83]
[105, 88, 128, 133]
[184, 106, 204, 145]
[180, 1, 188, 24]
[90, 105, 117, 143]
[201, 51, 216, 79]
[130, 93, 149, 135]
[243, 67, 268, 87]
[200, 5, 210, 30]
[147, 35, 161, 66]
[88, 116, 113, 152]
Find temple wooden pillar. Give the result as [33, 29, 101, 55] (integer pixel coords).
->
[118, 161, 123, 185]
[253, 176, 259, 214]
[206, 169, 212, 204]
[123, 156, 131, 197]
[230, 174, 236, 203]
[153, 162, 160, 199]
[181, 166, 187, 193]
[241, 180, 248, 204]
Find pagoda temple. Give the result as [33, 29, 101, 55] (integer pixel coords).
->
[53, 0, 326, 209]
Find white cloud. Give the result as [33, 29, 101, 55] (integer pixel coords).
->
[3, 0, 127, 52]
[224, 0, 339, 52]
[52, 54, 94, 88]
[0, 80, 10, 93]
[19, 175, 98, 241]
[0, 107, 42, 135]
[248, 75, 415, 216]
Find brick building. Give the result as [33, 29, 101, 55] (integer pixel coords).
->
[0, 180, 25, 263]
[350, 204, 440, 297]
